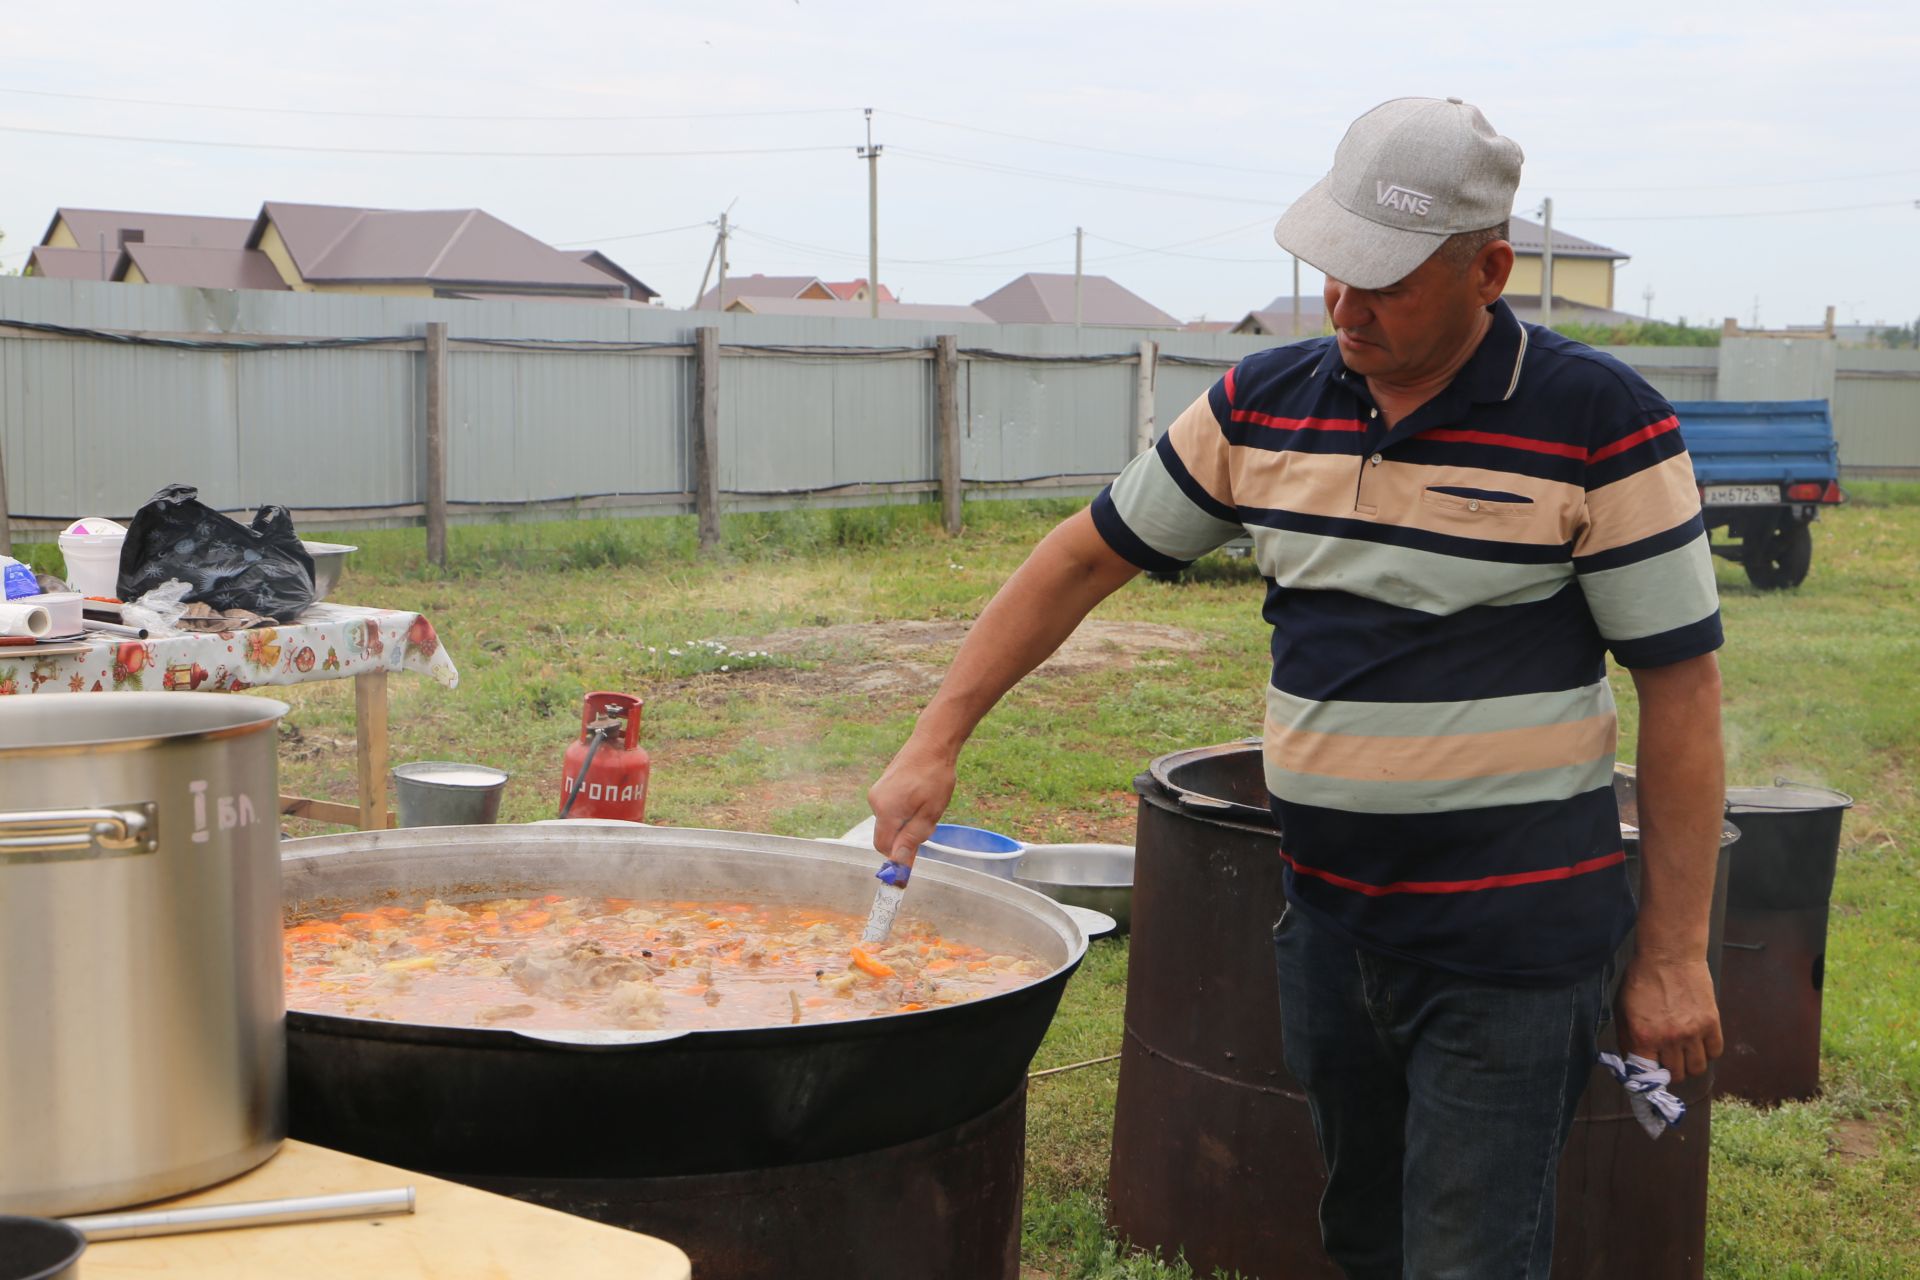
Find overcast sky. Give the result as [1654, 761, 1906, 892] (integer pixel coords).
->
[3, 0, 1915, 329]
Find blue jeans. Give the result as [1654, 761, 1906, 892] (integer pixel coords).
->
[1272, 904, 1605, 1280]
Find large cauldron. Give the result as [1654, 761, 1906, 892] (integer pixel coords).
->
[280, 823, 1087, 1278]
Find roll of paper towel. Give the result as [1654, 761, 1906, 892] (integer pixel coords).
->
[0, 599, 52, 639]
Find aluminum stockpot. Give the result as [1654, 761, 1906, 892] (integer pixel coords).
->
[0, 692, 289, 1218]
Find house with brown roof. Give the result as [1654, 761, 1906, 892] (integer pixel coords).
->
[1232, 295, 1328, 337]
[248, 202, 654, 302]
[972, 273, 1180, 329]
[693, 274, 898, 310]
[721, 296, 992, 323]
[27, 202, 657, 304]
[116, 244, 290, 291]
[1505, 215, 1627, 311]
[28, 207, 255, 280]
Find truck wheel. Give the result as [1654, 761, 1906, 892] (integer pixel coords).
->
[1743, 520, 1812, 590]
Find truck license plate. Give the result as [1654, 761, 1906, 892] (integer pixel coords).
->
[1703, 484, 1780, 506]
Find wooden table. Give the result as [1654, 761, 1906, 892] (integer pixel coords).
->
[0, 603, 458, 831]
[77, 1140, 691, 1279]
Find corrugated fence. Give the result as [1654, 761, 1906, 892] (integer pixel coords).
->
[2, 278, 1915, 542]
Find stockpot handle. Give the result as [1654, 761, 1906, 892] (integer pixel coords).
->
[0, 803, 159, 864]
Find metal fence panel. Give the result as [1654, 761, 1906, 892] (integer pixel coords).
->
[829, 356, 933, 487]
[3, 337, 79, 520]
[235, 348, 415, 510]
[1597, 346, 1719, 403]
[81, 345, 240, 511]
[7, 278, 1920, 537]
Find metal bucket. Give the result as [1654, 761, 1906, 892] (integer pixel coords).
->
[0, 692, 288, 1217]
[391, 761, 509, 827]
[1108, 743, 1736, 1280]
[1715, 782, 1852, 1106]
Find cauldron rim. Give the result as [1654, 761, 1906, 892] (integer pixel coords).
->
[279, 822, 1089, 1049]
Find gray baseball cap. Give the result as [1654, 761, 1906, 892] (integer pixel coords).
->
[1273, 97, 1524, 289]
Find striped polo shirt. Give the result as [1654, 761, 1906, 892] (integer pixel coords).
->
[1092, 298, 1722, 984]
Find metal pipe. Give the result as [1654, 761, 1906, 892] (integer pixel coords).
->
[64, 1187, 415, 1241]
[82, 618, 148, 638]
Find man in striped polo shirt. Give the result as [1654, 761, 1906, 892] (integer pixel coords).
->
[869, 97, 1725, 1278]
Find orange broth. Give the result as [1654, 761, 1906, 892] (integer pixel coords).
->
[283, 895, 1046, 1031]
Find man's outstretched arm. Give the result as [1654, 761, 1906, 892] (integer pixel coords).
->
[868, 507, 1141, 862]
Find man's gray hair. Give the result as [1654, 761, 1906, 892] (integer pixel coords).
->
[1436, 221, 1511, 272]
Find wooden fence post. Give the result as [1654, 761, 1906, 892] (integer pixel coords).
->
[692, 326, 721, 552]
[423, 321, 449, 567]
[936, 335, 962, 535]
[1133, 339, 1159, 455]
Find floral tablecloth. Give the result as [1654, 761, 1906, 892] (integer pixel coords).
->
[0, 603, 459, 696]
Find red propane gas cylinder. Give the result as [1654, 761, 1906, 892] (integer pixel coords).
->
[559, 691, 651, 822]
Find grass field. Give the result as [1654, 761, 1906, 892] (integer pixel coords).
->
[18, 485, 1916, 1277]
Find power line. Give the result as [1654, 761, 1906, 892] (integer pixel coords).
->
[1085, 222, 1285, 263]
[0, 85, 859, 124]
[889, 147, 1288, 209]
[884, 109, 1315, 178]
[552, 221, 717, 247]
[0, 122, 846, 160]
[1569, 198, 1917, 222]
[1518, 168, 1920, 195]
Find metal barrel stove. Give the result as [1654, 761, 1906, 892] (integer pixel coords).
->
[1108, 743, 1737, 1280]
[1714, 782, 1852, 1106]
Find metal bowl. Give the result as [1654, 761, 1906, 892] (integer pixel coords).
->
[300, 541, 358, 602]
[1013, 843, 1134, 935]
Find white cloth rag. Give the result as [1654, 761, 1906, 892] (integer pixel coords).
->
[1598, 1051, 1686, 1139]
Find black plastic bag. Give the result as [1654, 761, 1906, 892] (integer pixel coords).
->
[118, 484, 317, 621]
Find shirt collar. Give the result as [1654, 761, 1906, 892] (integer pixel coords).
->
[1311, 296, 1530, 408]
[1455, 297, 1529, 405]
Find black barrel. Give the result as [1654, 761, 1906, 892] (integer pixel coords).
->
[1715, 783, 1852, 1107]
[1108, 743, 1333, 1280]
[461, 1084, 1028, 1280]
[1109, 743, 1736, 1280]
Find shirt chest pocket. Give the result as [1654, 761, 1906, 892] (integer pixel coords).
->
[1420, 486, 1536, 519]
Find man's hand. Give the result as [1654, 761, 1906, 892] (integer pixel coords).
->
[868, 735, 958, 866]
[1615, 954, 1722, 1082]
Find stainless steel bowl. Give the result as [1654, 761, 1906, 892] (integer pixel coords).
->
[1013, 843, 1134, 935]
[299, 541, 358, 602]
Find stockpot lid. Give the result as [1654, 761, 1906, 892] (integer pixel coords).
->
[1725, 781, 1854, 814]
[0, 691, 287, 756]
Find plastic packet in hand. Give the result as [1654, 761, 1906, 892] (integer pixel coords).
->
[122, 579, 195, 636]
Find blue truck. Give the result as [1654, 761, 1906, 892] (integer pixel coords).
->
[1674, 400, 1847, 590]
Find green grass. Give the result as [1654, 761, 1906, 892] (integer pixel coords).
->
[16, 488, 1915, 1277]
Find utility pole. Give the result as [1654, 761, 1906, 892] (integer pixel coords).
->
[858, 108, 882, 319]
[1643, 284, 1655, 321]
[1291, 256, 1302, 338]
[1074, 226, 1084, 330]
[692, 208, 732, 310]
[1538, 197, 1554, 328]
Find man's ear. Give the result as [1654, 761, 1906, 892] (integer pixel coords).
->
[1475, 240, 1515, 304]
